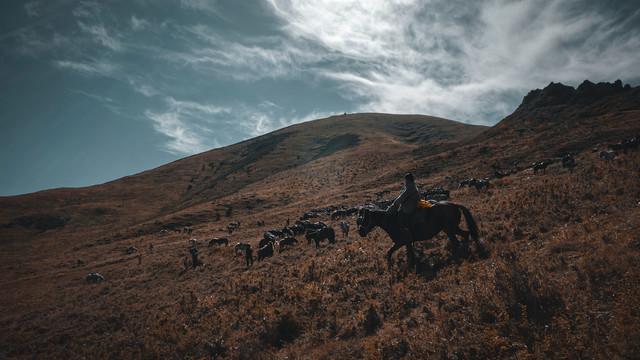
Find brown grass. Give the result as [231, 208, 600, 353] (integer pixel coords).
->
[0, 105, 639, 359]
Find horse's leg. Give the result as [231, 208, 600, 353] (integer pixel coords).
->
[387, 242, 404, 264]
[443, 225, 461, 252]
[405, 242, 421, 274]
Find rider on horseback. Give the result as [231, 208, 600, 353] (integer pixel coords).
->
[386, 173, 420, 243]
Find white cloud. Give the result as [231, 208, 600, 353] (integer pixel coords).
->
[144, 97, 231, 154]
[265, 0, 640, 124]
[78, 21, 123, 51]
[145, 110, 212, 154]
[24, 1, 41, 18]
[131, 15, 150, 31]
[55, 60, 117, 76]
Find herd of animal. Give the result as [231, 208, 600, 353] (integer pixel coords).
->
[85, 136, 638, 283]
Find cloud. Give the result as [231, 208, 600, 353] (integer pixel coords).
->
[130, 15, 150, 31]
[265, 0, 640, 124]
[128, 78, 159, 97]
[78, 21, 123, 51]
[55, 59, 117, 76]
[24, 1, 42, 18]
[144, 97, 231, 154]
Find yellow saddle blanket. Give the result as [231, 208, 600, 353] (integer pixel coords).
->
[417, 199, 433, 209]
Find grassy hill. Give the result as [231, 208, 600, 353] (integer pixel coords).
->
[0, 81, 639, 359]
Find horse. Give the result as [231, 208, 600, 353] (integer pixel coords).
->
[306, 227, 335, 248]
[208, 237, 229, 247]
[357, 201, 480, 271]
[234, 242, 250, 257]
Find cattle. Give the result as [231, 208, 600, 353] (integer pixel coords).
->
[600, 150, 618, 162]
[257, 242, 274, 261]
[125, 246, 138, 254]
[235, 242, 250, 257]
[183, 227, 193, 234]
[279, 237, 298, 253]
[208, 237, 229, 246]
[339, 221, 349, 237]
[159, 229, 168, 235]
[188, 238, 197, 246]
[86, 272, 104, 284]
[77, 259, 84, 266]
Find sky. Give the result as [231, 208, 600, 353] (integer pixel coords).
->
[1, 0, 639, 196]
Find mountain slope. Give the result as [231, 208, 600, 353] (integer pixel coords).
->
[0, 81, 639, 359]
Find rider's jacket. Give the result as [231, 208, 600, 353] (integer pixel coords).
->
[387, 180, 420, 214]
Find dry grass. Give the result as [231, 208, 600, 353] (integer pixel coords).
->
[1, 109, 639, 359]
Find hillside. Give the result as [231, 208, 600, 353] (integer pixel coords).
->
[0, 80, 639, 359]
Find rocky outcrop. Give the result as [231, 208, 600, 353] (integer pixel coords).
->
[518, 79, 632, 110]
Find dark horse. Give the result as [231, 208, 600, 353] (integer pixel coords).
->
[357, 201, 480, 269]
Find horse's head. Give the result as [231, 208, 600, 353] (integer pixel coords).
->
[357, 208, 378, 237]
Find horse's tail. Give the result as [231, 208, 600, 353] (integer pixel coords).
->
[457, 204, 479, 241]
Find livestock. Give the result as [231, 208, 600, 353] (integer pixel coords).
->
[288, 224, 306, 236]
[77, 259, 84, 266]
[86, 272, 104, 284]
[235, 242, 250, 257]
[184, 227, 193, 234]
[125, 246, 138, 254]
[279, 237, 298, 253]
[622, 138, 639, 154]
[257, 242, 274, 261]
[459, 178, 490, 192]
[422, 187, 450, 201]
[331, 210, 349, 219]
[357, 201, 480, 273]
[533, 160, 551, 175]
[600, 150, 618, 162]
[282, 226, 294, 237]
[159, 229, 168, 235]
[188, 238, 197, 246]
[339, 221, 349, 237]
[307, 227, 336, 248]
[208, 237, 229, 246]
